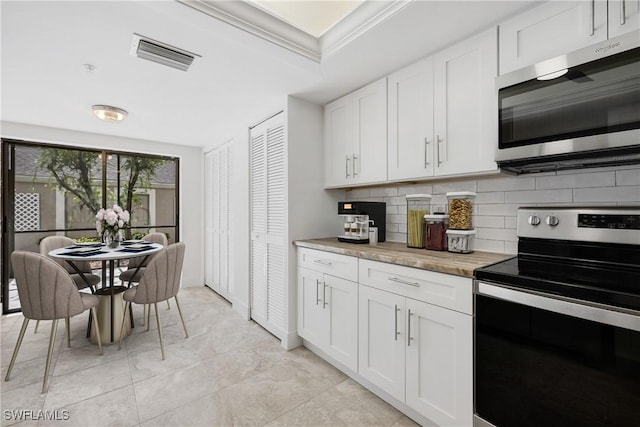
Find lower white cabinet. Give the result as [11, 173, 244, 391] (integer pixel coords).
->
[297, 249, 358, 371]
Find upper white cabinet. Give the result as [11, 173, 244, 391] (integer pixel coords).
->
[388, 28, 498, 181]
[324, 78, 387, 188]
[500, 0, 639, 75]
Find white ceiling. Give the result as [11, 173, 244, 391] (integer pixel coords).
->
[1, 0, 537, 149]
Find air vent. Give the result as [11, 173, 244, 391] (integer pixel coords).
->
[130, 34, 200, 71]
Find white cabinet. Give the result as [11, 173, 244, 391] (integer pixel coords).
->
[387, 28, 497, 181]
[324, 78, 387, 188]
[204, 142, 232, 300]
[358, 259, 473, 427]
[297, 248, 358, 370]
[500, 0, 639, 74]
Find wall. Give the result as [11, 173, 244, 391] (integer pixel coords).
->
[1, 121, 204, 288]
[346, 166, 640, 254]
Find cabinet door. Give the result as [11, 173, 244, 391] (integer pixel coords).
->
[212, 150, 221, 291]
[358, 285, 405, 402]
[204, 151, 214, 287]
[324, 275, 358, 371]
[499, 0, 608, 74]
[405, 299, 472, 427]
[324, 96, 352, 187]
[351, 78, 387, 185]
[434, 27, 498, 176]
[388, 58, 435, 181]
[297, 267, 326, 346]
[609, 0, 640, 38]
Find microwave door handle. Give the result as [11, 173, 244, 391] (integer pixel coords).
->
[589, 0, 595, 36]
[476, 282, 640, 332]
[621, 0, 626, 25]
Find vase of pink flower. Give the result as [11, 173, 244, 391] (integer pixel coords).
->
[96, 204, 130, 249]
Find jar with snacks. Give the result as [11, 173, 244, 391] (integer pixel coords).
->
[406, 194, 431, 248]
[424, 214, 449, 251]
[446, 229, 476, 254]
[446, 191, 476, 230]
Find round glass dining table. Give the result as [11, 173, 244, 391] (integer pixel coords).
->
[49, 242, 162, 343]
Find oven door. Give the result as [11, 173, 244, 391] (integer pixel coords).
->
[474, 282, 640, 427]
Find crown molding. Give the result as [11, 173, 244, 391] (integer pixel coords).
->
[178, 0, 412, 63]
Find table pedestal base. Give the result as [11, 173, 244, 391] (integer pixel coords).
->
[90, 286, 131, 344]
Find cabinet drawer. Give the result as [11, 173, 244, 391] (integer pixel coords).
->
[298, 248, 358, 282]
[359, 259, 472, 314]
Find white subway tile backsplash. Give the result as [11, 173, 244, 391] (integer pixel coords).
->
[474, 216, 505, 228]
[505, 189, 573, 203]
[478, 176, 535, 192]
[616, 169, 640, 186]
[536, 171, 615, 189]
[573, 186, 640, 202]
[348, 166, 636, 255]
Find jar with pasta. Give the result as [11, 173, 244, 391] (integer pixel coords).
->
[446, 192, 476, 230]
[406, 194, 431, 248]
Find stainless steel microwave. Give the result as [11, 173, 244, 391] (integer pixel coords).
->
[495, 31, 640, 175]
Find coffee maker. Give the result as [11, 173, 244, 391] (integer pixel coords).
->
[338, 201, 386, 244]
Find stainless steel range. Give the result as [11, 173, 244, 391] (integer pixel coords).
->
[474, 207, 640, 427]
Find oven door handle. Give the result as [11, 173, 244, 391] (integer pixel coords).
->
[477, 282, 640, 332]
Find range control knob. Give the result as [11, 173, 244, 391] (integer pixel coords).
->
[546, 215, 560, 227]
[528, 215, 541, 226]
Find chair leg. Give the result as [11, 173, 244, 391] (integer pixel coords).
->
[91, 307, 103, 355]
[141, 304, 146, 327]
[42, 319, 59, 394]
[154, 303, 165, 360]
[34, 320, 40, 334]
[166, 300, 171, 310]
[146, 305, 151, 332]
[118, 302, 130, 351]
[65, 317, 71, 348]
[174, 295, 189, 338]
[5, 318, 29, 382]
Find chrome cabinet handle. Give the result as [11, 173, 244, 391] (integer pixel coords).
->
[313, 259, 333, 266]
[323, 282, 328, 308]
[316, 279, 321, 305]
[345, 155, 351, 178]
[407, 309, 414, 346]
[590, 0, 595, 36]
[352, 154, 358, 177]
[424, 137, 430, 168]
[621, 0, 626, 25]
[436, 134, 443, 165]
[394, 304, 400, 341]
[388, 277, 420, 287]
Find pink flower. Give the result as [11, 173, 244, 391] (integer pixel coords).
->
[113, 204, 123, 214]
[120, 210, 130, 222]
[118, 219, 124, 228]
[95, 209, 106, 221]
[105, 209, 118, 226]
[95, 220, 103, 234]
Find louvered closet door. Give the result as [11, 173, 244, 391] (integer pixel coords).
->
[250, 112, 286, 338]
[219, 145, 229, 297]
[204, 151, 214, 287]
[212, 150, 221, 291]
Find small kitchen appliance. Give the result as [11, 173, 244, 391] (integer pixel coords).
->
[474, 206, 640, 427]
[338, 201, 386, 244]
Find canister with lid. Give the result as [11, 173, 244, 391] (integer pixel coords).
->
[424, 214, 449, 251]
[446, 229, 476, 253]
[446, 191, 476, 230]
[406, 194, 431, 248]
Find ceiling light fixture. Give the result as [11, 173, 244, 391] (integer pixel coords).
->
[92, 105, 128, 122]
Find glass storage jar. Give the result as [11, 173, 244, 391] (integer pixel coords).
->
[406, 194, 431, 248]
[446, 191, 476, 230]
[424, 214, 449, 251]
[446, 229, 476, 254]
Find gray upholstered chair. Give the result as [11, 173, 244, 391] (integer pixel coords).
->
[40, 236, 101, 293]
[6, 251, 103, 393]
[118, 242, 188, 360]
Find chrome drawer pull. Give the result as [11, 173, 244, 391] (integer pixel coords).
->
[407, 309, 414, 346]
[313, 259, 333, 266]
[316, 279, 321, 305]
[388, 277, 420, 287]
[394, 304, 400, 341]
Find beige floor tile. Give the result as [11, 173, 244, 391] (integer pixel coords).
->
[0, 382, 47, 427]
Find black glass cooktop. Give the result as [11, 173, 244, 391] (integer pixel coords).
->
[475, 239, 640, 312]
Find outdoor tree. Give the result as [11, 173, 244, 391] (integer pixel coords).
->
[36, 148, 166, 238]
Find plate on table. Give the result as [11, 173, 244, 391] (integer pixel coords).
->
[74, 241, 104, 247]
[122, 240, 148, 245]
[126, 243, 151, 250]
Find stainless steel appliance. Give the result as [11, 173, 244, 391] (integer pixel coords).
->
[496, 31, 640, 175]
[338, 201, 386, 244]
[474, 207, 640, 427]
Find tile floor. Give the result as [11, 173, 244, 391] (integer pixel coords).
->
[1, 287, 419, 427]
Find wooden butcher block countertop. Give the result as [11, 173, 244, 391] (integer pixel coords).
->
[294, 238, 513, 278]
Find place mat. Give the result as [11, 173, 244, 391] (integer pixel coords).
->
[60, 250, 108, 257]
[117, 246, 154, 253]
[65, 243, 104, 250]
